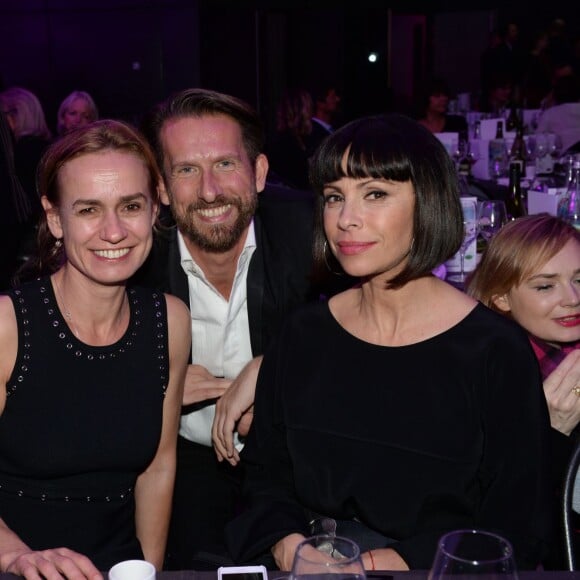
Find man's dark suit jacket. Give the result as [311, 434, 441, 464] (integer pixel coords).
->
[305, 119, 332, 159]
[133, 183, 320, 361]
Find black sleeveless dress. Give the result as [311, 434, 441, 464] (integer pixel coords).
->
[0, 277, 169, 570]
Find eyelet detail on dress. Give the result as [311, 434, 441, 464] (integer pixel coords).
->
[6, 283, 168, 397]
[0, 486, 135, 503]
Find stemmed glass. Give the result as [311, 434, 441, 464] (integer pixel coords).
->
[290, 535, 366, 580]
[477, 200, 508, 243]
[447, 200, 479, 285]
[428, 529, 518, 580]
[452, 138, 469, 171]
[524, 135, 537, 165]
[549, 133, 563, 161]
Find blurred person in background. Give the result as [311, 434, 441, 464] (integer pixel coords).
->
[305, 84, 341, 158]
[0, 87, 52, 266]
[0, 111, 31, 290]
[522, 30, 553, 109]
[56, 90, 99, 137]
[480, 71, 514, 116]
[415, 77, 468, 135]
[535, 73, 580, 154]
[267, 88, 313, 190]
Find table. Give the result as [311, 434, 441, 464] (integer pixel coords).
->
[156, 571, 579, 580]
[2, 570, 578, 580]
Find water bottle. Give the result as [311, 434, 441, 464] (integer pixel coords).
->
[558, 160, 580, 230]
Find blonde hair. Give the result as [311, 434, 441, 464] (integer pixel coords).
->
[467, 214, 580, 313]
[0, 87, 51, 140]
[57, 90, 99, 135]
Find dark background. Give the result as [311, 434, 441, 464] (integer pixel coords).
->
[1, 0, 578, 136]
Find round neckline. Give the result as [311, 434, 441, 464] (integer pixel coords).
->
[45, 278, 137, 351]
[324, 300, 481, 349]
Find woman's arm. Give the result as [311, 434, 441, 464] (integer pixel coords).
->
[212, 355, 263, 465]
[225, 327, 310, 564]
[0, 296, 17, 416]
[0, 297, 102, 579]
[134, 294, 190, 569]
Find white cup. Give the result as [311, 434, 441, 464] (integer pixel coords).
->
[108, 560, 156, 580]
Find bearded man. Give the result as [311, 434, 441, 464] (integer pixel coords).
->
[134, 88, 321, 570]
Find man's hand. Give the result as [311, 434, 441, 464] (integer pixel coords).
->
[212, 356, 263, 465]
[183, 364, 231, 406]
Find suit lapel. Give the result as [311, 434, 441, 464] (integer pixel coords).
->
[247, 215, 264, 356]
[167, 229, 190, 307]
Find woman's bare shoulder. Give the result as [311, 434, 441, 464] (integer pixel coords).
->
[0, 294, 17, 333]
[0, 295, 18, 411]
[163, 293, 191, 347]
[164, 292, 190, 323]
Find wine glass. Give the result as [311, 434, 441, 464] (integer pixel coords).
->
[290, 535, 366, 580]
[428, 529, 518, 580]
[549, 133, 563, 161]
[523, 135, 537, 163]
[452, 138, 469, 171]
[447, 200, 479, 285]
[477, 200, 508, 242]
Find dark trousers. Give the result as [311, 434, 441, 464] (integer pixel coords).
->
[164, 435, 243, 571]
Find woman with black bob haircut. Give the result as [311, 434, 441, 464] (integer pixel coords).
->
[226, 114, 553, 572]
[309, 113, 464, 287]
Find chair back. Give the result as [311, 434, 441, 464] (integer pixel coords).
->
[563, 440, 580, 570]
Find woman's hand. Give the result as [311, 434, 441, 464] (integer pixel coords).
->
[212, 356, 263, 465]
[2, 547, 103, 580]
[361, 548, 409, 571]
[544, 349, 580, 436]
[271, 533, 306, 572]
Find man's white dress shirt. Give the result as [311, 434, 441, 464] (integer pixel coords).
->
[177, 223, 256, 451]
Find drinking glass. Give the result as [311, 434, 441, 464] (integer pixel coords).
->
[452, 138, 469, 171]
[290, 535, 366, 580]
[523, 135, 537, 163]
[534, 133, 548, 161]
[428, 529, 518, 580]
[549, 133, 563, 160]
[447, 200, 479, 285]
[477, 200, 508, 242]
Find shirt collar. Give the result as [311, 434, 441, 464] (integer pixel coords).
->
[177, 220, 257, 277]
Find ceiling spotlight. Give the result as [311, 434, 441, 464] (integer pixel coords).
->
[368, 52, 378, 63]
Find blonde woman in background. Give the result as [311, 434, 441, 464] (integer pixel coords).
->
[467, 214, 580, 568]
[56, 90, 98, 136]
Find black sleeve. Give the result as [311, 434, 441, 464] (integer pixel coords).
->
[225, 325, 310, 563]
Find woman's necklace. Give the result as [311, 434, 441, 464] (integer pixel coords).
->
[54, 276, 81, 339]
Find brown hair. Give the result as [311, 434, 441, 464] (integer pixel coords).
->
[142, 88, 265, 174]
[466, 214, 580, 313]
[22, 119, 161, 280]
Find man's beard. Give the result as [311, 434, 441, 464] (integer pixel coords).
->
[171, 193, 257, 253]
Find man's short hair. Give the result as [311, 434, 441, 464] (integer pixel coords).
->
[142, 88, 265, 170]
